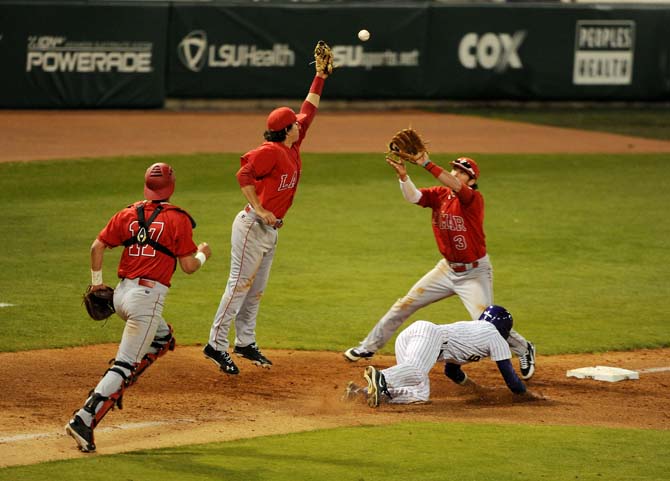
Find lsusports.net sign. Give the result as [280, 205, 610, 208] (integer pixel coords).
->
[573, 20, 635, 86]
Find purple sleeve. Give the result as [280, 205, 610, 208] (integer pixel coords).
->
[496, 359, 526, 394]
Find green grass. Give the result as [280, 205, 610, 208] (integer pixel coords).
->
[2, 422, 668, 481]
[451, 107, 670, 141]
[0, 153, 669, 354]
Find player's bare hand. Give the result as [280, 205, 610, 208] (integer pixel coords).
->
[255, 207, 277, 227]
[515, 390, 547, 402]
[89, 283, 110, 292]
[198, 242, 211, 259]
[385, 156, 408, 178]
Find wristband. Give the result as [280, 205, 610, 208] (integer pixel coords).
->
[421, 158, 431, 167]
[309, 75, 325, 95]
[425, 162, 444, 178]
[195, 251, 207, 266]
[91, 270, 103, 285]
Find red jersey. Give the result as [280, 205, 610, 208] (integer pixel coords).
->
[417, 184, 486, 263]
[98, 201, 198, 287]
[236, 101, 317, 219]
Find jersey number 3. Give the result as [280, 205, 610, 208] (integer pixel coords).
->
[127, 221, 165, 257]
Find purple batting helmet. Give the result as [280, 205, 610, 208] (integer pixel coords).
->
[479, 305, 513, 339]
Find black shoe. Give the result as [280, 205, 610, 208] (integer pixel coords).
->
[343, 347, 375, 362]
[364, 366, 392, 408]
[234, 343, 272, 368]
[519, 342, 536, 380]
[65, 415, 96, 453]
[204, 344, 239, 375]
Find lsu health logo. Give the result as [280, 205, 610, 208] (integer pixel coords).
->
[573, 20, 635, 85]
[178, 31, 208, 72]
[177, 30, 295, 71]
[458, 31, 526, 72]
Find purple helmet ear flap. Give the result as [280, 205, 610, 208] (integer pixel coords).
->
[479, 305, 513, 339]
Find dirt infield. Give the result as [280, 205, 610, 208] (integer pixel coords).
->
[1, 346, 669, 467]
[2, 110, 670, 163]
[1, 110, 669, 468]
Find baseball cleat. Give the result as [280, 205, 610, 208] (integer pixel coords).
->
[65, 415, 96, 453]
[204, 344, 239, 375]
[364, 366, 391, 408]
[519, 342, 536, 380]
[234, 343, 273, 368]
[343, 347, 375, 362]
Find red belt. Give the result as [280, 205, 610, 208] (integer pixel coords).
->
[450, 261, 479, 273]
[138, 278, 156, 288]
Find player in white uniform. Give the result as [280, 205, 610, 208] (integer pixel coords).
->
[344, 305, 542, 406]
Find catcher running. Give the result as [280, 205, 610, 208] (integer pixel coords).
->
[344, 129, 536, 379]
[65, 162, 211, 453]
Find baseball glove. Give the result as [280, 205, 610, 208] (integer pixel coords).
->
[83, 285, 115, 321]
[314, 40, 334, 76]
[387, 128, 428, 164]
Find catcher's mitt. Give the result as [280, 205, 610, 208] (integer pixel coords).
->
[314, 40, 334, 76]
[387, 128, 428, 164]
[83, 285, 115, 321]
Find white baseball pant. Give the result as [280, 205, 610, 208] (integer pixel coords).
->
[382, 320, 444, 403]
[209, 209, 277, 351]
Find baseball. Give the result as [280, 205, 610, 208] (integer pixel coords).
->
[358, 29, 370, 42]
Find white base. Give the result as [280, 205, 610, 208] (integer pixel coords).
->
[566, 365, 639, 382]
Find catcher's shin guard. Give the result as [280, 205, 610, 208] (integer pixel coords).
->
[133, 324, 176, 382]
[83, 360, 134, 429]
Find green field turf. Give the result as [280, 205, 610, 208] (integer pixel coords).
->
[0, 153, 668, 354]
[1, 422, 668, 481]
[1, 152, 669, 479]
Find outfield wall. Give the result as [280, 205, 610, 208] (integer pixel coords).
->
[1, 1, 669, 107]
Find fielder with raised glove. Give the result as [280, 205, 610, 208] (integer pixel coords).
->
[387, 128, 428, 164]
[83, 285, 115, 321]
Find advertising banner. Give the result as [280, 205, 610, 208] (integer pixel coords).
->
[1, 1, 668, 106]
[168, 3, 429, 98]
[0, 2, 168, 107]
[168, 3, 670, 101]
[427, 5, 670, 100]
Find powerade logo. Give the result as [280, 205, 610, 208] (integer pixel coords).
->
[458, 31, 526, 72]
[26, 36, 153, 73]
[573, 20, 635, 85]
[177, 31, 295, 72]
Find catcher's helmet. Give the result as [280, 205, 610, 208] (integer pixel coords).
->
[479, 305, 513, 339]
[144, 163, 175, 201]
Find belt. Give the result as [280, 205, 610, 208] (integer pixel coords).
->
[449, 261, 479, 273]
[244, 204, 283, 229]
[138, 278, 156, 288]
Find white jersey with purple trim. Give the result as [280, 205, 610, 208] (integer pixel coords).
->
[381, 319, 511, 404]
[438, 320, 512, 364]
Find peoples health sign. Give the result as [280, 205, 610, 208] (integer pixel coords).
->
[573, 20, 635, 86]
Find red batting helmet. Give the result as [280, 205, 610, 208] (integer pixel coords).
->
[144, 163, 175, 201]
[266, 107, 307, 131]
[450, 157, 480, 180]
